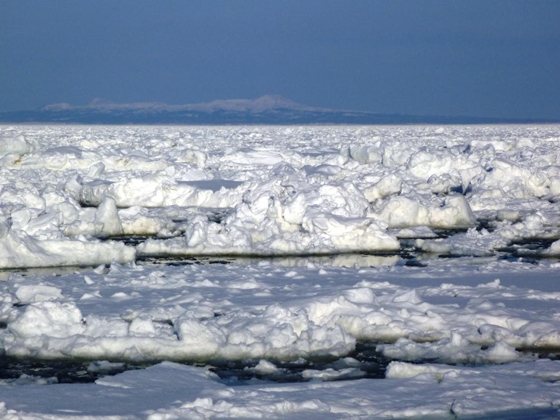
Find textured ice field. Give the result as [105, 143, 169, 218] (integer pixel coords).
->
[0, 124, 559, 418]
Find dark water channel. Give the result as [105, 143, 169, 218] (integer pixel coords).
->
[0, 343, 390, 385]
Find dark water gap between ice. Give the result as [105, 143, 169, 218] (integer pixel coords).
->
[1, 339, 558, 386]
[0, 342, 391, 385]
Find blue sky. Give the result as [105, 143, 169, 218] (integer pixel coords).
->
[1, 0, 559, 119]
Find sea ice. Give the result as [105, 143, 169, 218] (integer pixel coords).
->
[0, 124, 559, 418]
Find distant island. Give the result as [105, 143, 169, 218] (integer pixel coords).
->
[0, 95, 556, 125]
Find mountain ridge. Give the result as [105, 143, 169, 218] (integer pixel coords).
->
[1, 95, 557, 125]
[40, 95, 324, 113]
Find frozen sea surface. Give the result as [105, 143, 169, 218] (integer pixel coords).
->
[0, 124, 559, 418]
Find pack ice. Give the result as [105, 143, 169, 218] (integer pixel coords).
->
[0, 124, 559, 419]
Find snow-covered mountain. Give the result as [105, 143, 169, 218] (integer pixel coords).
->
[0, 95, 554, 124]
[41, 95, 316, 113]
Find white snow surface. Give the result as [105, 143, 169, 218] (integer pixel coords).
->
[0, 124, 559, 418]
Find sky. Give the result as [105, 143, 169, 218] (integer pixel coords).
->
[1, 1, 559, 119]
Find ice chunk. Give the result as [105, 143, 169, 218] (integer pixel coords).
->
[348, 145, 383, 164]
[377, 334, 526, 364]
[364, 174, 402, 201]
[0, 135, 30, 157]
[0, 228, 135, 268]
[302, 367, 365, 381]
[87, 161, 105, 178]
[15, 285, 63, 305]
[9, 301, 84, 339]
[543, 239, 560, 256]
[87, 360, 125, 374]
[252, 359, 279, 374]
[95, 196, 124, 236]
[376, 195, 475, 229]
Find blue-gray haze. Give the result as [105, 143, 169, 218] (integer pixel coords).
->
[1, 0, 559, 119]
